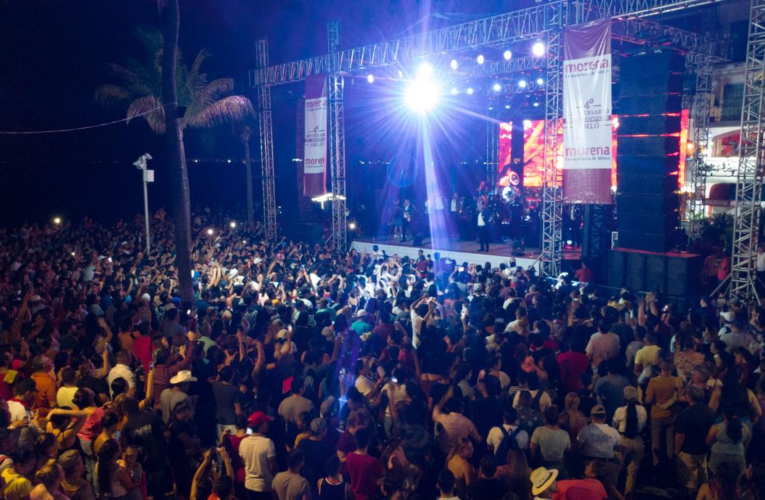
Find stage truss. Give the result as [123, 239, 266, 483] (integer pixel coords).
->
[256, 40, 277, 242]
[731, 0, 765, 302]
[251, 0, 727, 271]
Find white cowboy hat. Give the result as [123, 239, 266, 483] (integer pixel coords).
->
[530, 467, 559, 496]
[170, 370, 197, 385]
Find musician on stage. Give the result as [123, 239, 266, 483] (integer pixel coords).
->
[401, 199, 415, 242]
[477, 202, 492, 252]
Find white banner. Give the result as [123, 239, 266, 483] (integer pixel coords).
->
[304, 96, 327, 196]
[563, 23, 612, 171]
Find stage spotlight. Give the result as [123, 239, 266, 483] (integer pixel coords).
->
[367, 74, 375, 84]
[518, 79, 527, 88]
[450, 59, 458, 70]
[349, 222, 356, 230]
[489, 106, 494, 111]
[536, 77, 544, 85]
[467, 87, 474, 95]
[503, 50, 512, 60]
[398, 70, 404, 78]
[505, 105, 510, 109]
[532, 41, 545, 56]
[417, 62, 433, 78]
[533, 102, 540, 107]
[476, 54, 485, 65]
[52, 217, 61, 225]
[451, 87, 458, 95]
[229, 221, 237, 229]
[404, 79, 441, 113]
[523, 120, 532, 129]
[492, 82, 502, 92]
[207, 228, 214, 236]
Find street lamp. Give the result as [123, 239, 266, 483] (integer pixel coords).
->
[133, 153, 154, 254]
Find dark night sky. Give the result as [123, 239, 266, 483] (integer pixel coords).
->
[0, 0, 738, 226]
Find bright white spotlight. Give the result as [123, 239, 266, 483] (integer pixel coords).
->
[349, 222, 356, 230]
[450, 59, 458, 70]
[536, 77, 544, 85]
[523, 120, 532, 129]
[207, 228, 214, 236]
[367, 74, 375, 84]
[229, 221, 237, 229]
[451, 87, 458, 95]
[417, 62, 433, 78]
[52, 217, 61, 225]
[489, 106, 494, 111]
[492, 82, 502, 92]
[503, 50, 512, 61]
[398, 70, 404, 78]
[518, 79, 527, 88]
[404, 79, 441, 113]
[532, 41, 545, 57]
[476, 54, 485, 65]
[467, 87, 474, 95]
[505, 105, 510, 109]
[533, 102, 540, 107]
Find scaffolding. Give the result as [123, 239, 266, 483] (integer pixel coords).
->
[256, 40, 277, 241]
[730, 0, 765, 302]
[687, 53, 713, 238]
[250, 0, 726, 274]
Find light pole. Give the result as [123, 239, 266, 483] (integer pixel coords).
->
[133, 153, 154, 254]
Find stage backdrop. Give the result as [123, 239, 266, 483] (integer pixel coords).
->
[304, 75, 328, 197]
[563, 18, 613, 204]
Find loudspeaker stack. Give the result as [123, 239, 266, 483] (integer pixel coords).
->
[616, 50, 684, 253]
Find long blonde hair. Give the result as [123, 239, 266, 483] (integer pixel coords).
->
[446, 436, 473, 464]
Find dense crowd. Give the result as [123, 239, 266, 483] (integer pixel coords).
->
[0, 208, 764, 500]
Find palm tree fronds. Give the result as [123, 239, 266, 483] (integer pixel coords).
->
[184, 78, 235, 122]
[94, 84, 132, 106]
[108, 63, 154, 96]
[186, 49, 210, 94]
[127, 95, 166, 134]
[183, 96, 254, 130]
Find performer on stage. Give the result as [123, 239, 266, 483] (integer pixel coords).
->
[477, 202, 492, 252]
[401, 199, 415, 242]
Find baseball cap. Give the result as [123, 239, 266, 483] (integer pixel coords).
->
[623, 386, 638, 401]
[591, 405, 607, 417]
[247, 411, 273, 429]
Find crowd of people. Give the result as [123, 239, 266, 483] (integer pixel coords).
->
[0, 208, 763, 500]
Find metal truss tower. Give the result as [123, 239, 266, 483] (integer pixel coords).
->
[731, 0, 765, 301]
[687, 53, 713, 238]
[329, 74, 348, 252]
[486, 109, 499, 188]
[256, 39, 277, 241]
[541, 2, 565, 277]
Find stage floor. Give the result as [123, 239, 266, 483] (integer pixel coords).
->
[352, 236, 581, 273]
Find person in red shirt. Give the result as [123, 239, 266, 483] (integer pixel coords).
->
[574, 262, 592, 283]
[556, 342, 589, 395]
[346, 428, 384, 500]
[530, 465, 608, 500]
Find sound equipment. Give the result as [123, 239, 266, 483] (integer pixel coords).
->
[607, 249, 702, 309]
[616, 49, 684, 253]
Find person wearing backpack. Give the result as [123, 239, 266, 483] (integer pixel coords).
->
[611, 386, 646, 499]
[486, 408, 528, 465]
[511, 373, 551, 413]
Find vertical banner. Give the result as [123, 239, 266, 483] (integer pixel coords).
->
[563, 18, 613, 204]
[304, 75, 328, 197]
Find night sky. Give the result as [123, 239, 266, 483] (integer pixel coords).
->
[0, 0, 736, 226]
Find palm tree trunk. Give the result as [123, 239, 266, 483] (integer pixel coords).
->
[244, 135, 254, 226]
[162, 0, 194, 306]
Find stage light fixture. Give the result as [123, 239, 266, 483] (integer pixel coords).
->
[207, 228, 214, 236]
[450, 59, 458, 70]
[476, 54, 485, 65]
[489, 106, 494, 111]
[230, 221, 237, 229]
[417, 62, 433, 78]
[367, 74, 375, 84]
[467, 87, 474, 95]
[451, 87, 458, 95]
[533, 102, 540, 107]
[518, 79, 527, 88]
[505, 105, 510, 109]
[404, 79, 441, 113]
[492, 82, 502, 92]
[536, 77, 544, 85]
[349, 222, 356, 230]
[398, 70, 404, 78]
[532, 41, 545, 56]
[503, 50, 512, 60]
[523, 120, 532, 129]
[53, 217, 61, 225]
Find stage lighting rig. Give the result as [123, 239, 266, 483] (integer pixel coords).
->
[450, 59, 458, 70]
[503, 50, 512, 60]
[532, 41, 545, 56]
[476, 54, 485, 65]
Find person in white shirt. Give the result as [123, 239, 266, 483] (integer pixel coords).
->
[240, 412, 277, 496]
[107, 351, 136, 397]
[611, 386, 647, 497]
[758, 245, 765, 284]
[487, 408, 529, 454]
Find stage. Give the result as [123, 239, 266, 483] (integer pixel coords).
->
[351, 236, 582, 273]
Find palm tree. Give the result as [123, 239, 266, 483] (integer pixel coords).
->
[96, 20, 253, 306]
